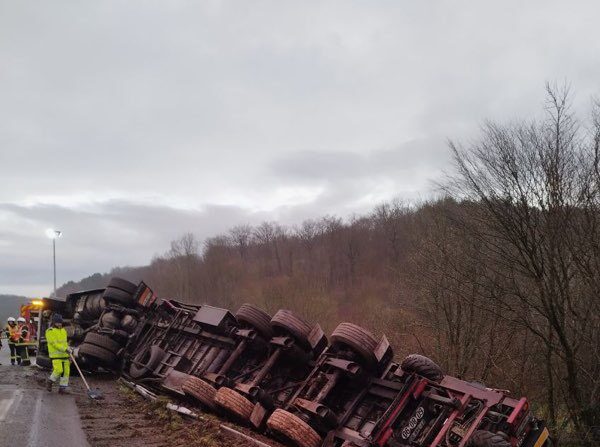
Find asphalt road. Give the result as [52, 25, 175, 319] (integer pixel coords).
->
[0, 344, 90, 447]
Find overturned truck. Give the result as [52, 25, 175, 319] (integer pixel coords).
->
[39, 278, 552, 447]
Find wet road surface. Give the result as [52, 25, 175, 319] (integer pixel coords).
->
[0, 344, 89, 447]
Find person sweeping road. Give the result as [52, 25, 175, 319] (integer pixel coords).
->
[45, 313, 72, 394]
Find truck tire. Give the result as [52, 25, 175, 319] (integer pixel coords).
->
[100, 310, 121, 329]
[214, 387, 254, 421]
[108, 277, 138, 295]
[78, 343, 118, 365]
[401, 354, 444, 382]
[267, 409, 322, 447]
[271, 310, 312, 350]
[81, 296, 93, 318]
[79, 295, 99, 320]
[467, 430, 511, 447]
[129, 345, 166, 379]
[83, 332, 121, 353]
[65, 324, 84, 340]
[182, 376, 217, 410]
[85, 296, 97, 317]
[103, 287, 134, 306]
[120, 314, 138, 332]
[91, 295, 103, 315]
[236, 304, 274, 339]
[93, 296, 107, 315]
[331, 322, 378, 369]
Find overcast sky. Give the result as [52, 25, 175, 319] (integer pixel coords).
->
[1, 1, 599, 296]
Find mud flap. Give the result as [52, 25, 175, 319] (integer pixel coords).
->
[250, 402, 268, 429]
[308, 324, 327, 356]
[161, 370, 191, 395]
[375, 335, 393, 366]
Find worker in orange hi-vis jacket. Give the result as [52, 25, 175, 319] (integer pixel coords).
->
[4, 317, 20, 365]
[15, 316, 31, 366]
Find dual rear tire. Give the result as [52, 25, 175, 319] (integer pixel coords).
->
[266, 409, 322, 447]
[271, 310, 313, 350]
[330, 322, 380, 370]
[102, 277, 138, 307]
[235, 304, 273, 339]
[78, 343, 118, 365]
[401, 354, 444, 382]
[78, 332, 122, 365]
[107, 277, 138, 295]
[214, 387, 255, 421]
[182, 376, 217, 410]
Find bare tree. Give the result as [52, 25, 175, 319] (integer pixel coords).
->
[409, 200, 517, 381]
[296, 219, 319, 258]
[254, 221, 286, 275]
[447, 84, 600, 440]
[229, 224, 253, 261]
[168, 233, 199, 301]
[373, 200, 409, 273]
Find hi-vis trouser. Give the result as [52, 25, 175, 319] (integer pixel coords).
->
[46, 326, 70, 388]
[49, 358, 70, 387]
[8, 342, 19, 364]
[15, 342, 31, 366]
[16, 324, 31, 366]
[5, 324, 22, 364]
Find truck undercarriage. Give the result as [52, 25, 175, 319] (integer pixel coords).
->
[34, 277, 553, 447]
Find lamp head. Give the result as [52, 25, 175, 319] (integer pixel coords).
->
[46, 229, 62, 239]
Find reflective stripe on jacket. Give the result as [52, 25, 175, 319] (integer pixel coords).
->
[19, 324, 29, 342]
[5, 324, 20, 343]
[46, 327, 69, 359]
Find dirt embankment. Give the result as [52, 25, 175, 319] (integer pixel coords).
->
[28, 367, 283, 447]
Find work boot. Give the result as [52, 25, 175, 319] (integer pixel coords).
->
[46, 379, 53, 392]
[58, 387, 69, 395]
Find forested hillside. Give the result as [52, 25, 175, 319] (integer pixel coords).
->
[57, 87, 600, 442]
[0, 295, 30, 325]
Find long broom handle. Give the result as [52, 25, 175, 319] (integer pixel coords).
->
[69, 351, 92, 392]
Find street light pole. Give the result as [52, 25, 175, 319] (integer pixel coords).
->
[46, 229, 62, 297]
[53, 237, 57, 296]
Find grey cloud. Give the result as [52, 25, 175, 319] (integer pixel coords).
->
[1, 1, 599, 294]
[0, 200, 271, 296]
[269, 139, 449, 184]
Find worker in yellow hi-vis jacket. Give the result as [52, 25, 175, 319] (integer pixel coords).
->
[45, 313, 71, 394]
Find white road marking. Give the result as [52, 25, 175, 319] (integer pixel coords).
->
[7, 389, 23, 421]
[27, 391, 42, 447]
[0, 390, 16, 421]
